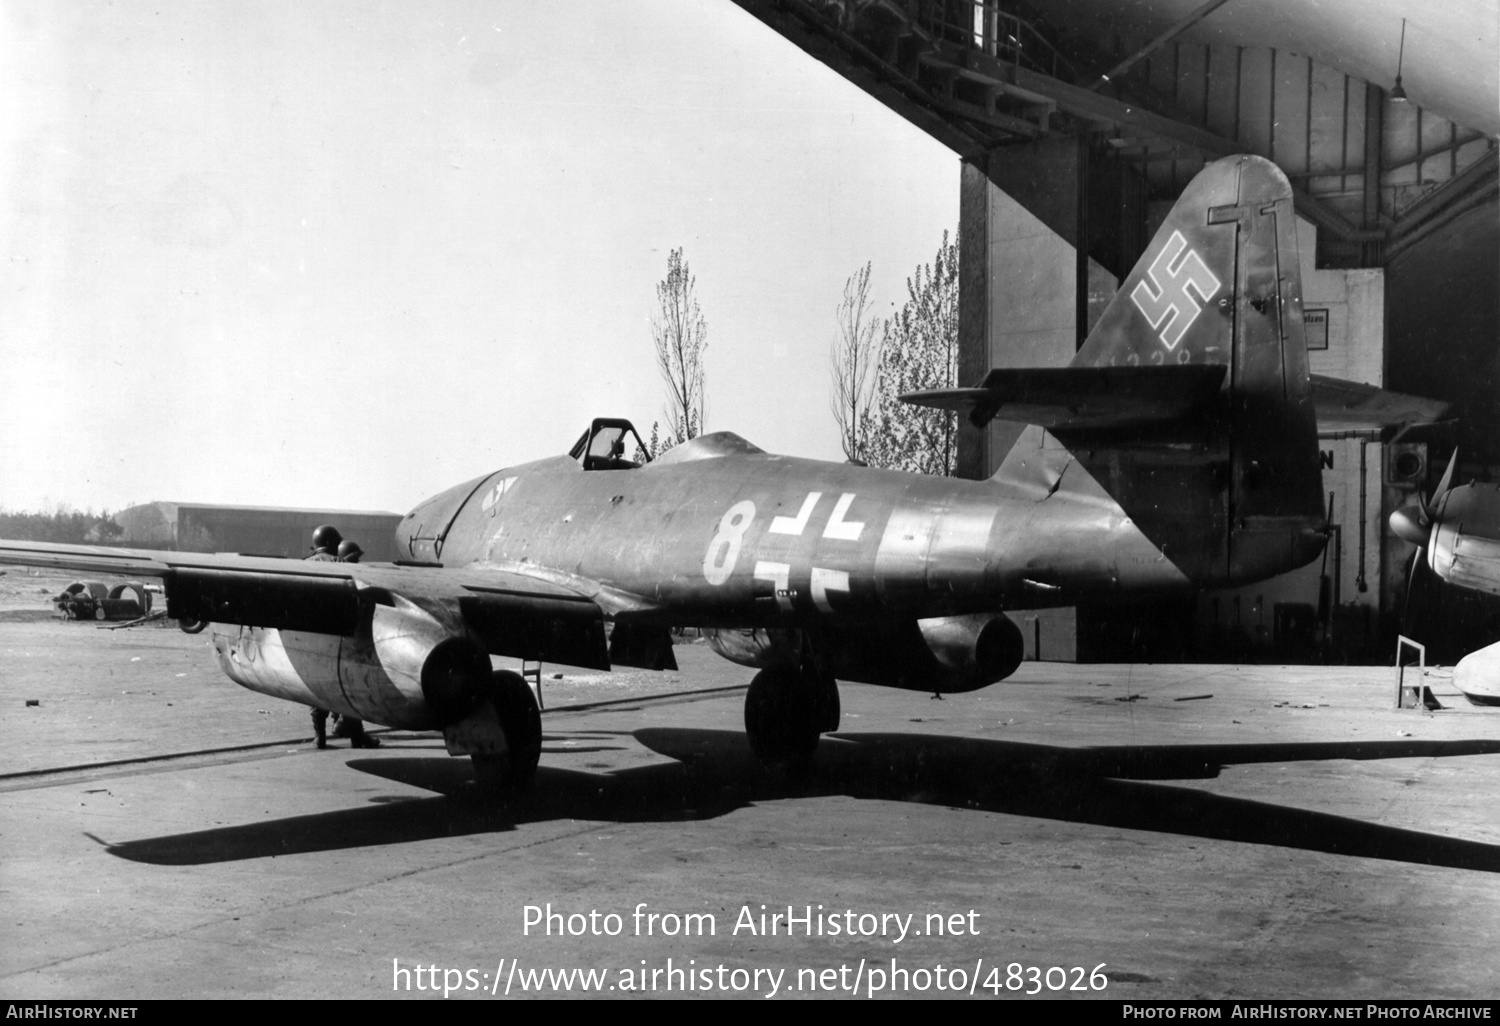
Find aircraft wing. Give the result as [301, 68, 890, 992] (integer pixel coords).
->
[0, 539, 634, 670]
[1309, 374, 1453, 441]
[900, 365, 1228, 431]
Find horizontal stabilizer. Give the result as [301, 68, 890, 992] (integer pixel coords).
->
[901, 364, 1227, 431]
[1310, 374, 1453, 441]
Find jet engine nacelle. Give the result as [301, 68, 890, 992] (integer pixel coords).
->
[916, 613, 1027, 690]
[211, 597, 492, 729]
[706, 612, 1025, 694]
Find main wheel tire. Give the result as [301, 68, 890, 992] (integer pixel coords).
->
[821, 677, 841, 733]
[744, 666, 822, 766]
[178, 617, 207, 634]
[472, 670, 542, 790]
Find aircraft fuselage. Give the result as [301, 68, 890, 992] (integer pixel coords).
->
[402, 436, 1200, 628]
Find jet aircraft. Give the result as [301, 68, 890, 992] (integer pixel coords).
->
[2, 154, 1335, 787]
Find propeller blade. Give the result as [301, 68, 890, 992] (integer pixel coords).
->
[1428, 450, 1452, 507]
[1423, 449, 1459, 520]
[1319, 491, 1334, 577]
[1396, 450, 1459, 644]
[1393, 450, 1459, 547]
[1401, 546, 1426, 640]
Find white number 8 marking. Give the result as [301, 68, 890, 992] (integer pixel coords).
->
[703, 500, 756, 586]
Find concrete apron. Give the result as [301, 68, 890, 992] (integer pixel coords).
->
[2, 621, 1498, 999]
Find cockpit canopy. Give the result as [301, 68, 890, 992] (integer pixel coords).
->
[568, 418, 651, 471]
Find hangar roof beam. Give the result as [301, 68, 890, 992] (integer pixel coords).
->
[1385, 148, 1500, 260]
[1086, 0, 1238, 91]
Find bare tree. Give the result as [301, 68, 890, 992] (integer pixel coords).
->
[829, 262, 880, 463]
[862, 230, 960, 476]
[650, 248, 708, 452]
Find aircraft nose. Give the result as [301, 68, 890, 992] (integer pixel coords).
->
[1389, 503, 1430, 547]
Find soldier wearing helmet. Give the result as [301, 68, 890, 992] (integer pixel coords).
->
[307, 524, 342, 561]
[304, 526, 379, 749]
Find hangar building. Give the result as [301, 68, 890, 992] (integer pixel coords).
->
[733, 0, 1498, 665]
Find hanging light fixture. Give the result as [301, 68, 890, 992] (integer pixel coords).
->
[1390, 18, 1409, 102]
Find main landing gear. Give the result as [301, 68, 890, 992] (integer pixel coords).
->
[456, 670, 543, 793]
[743, 663, 840, 766]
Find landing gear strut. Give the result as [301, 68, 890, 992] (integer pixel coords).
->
[743, 664, 839, 766]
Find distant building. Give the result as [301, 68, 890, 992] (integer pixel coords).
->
[113, 502, 404, 561]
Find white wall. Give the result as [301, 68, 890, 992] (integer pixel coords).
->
[1198, 218, 1387, 643]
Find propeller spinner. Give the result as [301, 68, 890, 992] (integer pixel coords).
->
[1389, 450, 1458, 550]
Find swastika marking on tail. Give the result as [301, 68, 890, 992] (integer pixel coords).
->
[1130, 230, 1221, 351]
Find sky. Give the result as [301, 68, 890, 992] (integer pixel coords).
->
[0, 0, 958, 516]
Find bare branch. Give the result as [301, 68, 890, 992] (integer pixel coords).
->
[829, 262, 879, 463]
[650, 248, 708, 451]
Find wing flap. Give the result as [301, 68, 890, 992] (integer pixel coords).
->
[458, 593, 609, 670]
[901, 365, 1227, 430]
[168, 567, 362, 634]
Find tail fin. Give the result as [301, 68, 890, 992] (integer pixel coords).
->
[1000, 154, 1326, 586]
[1074, 153, 1310, 389]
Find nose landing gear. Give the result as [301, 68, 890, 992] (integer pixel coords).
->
[743, 663, 839, 767]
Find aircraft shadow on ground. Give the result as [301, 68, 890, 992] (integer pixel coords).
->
[103, 729, 1500, 870]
